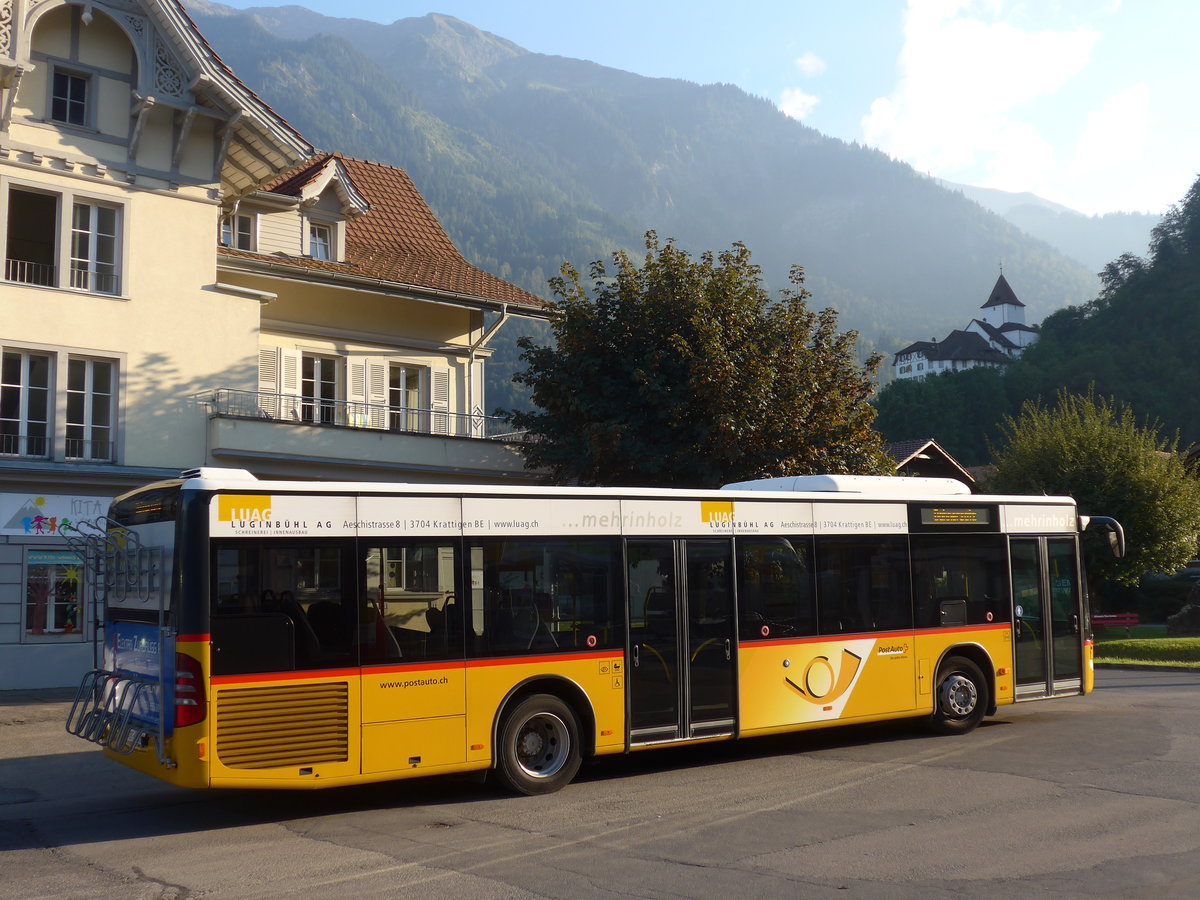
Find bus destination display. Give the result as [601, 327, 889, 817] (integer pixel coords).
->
[920, 506, 992, 526]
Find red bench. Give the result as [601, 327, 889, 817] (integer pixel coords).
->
[1093, 613, 1139, 634]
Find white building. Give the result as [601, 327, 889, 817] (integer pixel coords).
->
[893, 274, 1038, 381]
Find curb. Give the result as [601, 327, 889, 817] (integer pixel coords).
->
[1095, 662, 1200, 672]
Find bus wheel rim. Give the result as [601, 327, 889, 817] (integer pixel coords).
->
[515, 712, 570, 779]
[942, 673, 978, 717]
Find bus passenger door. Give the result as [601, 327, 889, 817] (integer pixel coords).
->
[627, 540, 737, 743]
[1011, 537, 1083, 698]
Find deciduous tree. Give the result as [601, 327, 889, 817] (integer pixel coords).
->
[507, 233, 891, 486]
[985, 388, 1200, 586]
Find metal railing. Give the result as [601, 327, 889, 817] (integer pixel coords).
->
[4, 257, 56, 287]
[69, 265, 120, 295]
[205, 389, 524, 441]
[4, 258, 120, 294]
[65, 436, 115, 462]
[0, 432, 50, 458]
[0, 432, 113, 462]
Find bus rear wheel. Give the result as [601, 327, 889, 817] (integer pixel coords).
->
[929, 656, 988, 735]
[496, 694, 582, 795]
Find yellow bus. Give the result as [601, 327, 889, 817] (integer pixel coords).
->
[66, 468, 1123, 795]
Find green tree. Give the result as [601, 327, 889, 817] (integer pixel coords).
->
[985, 388, 1200, 586]
[507, 233, 892, 486]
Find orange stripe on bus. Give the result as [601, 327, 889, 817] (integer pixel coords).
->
[741, 621, 1011, 650]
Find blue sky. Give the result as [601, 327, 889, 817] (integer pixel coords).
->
[212, 0, 1198, 217]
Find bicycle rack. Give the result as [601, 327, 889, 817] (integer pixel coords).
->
[62, 518, 174, 768]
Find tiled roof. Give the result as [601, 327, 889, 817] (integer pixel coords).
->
[981, 273, 1025, 309]
[244, 153, 547, 313]
[929, 330, 1009, 363]
[893, 340, 937, 360]
[892, 332, 1008, 365]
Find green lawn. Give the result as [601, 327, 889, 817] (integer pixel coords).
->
[1093, 632, 1200, 666]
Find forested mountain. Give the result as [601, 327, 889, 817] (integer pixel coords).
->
[186, 1, 1099, 370]
[874, 176, 1200, 465]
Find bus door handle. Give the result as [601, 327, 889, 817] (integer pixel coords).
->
[724, 638, 731, 661]
[633, 644, 640, 668]
[1072, 614, 1079, 635]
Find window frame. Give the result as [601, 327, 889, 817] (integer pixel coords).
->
[0, 343, 121, 462]
[23, 548, 87, 642]
[49, 66, 91, 129]
[308, 221, 332, 260]
[0, 349, 52, 458]
[69, 200, 121, 294]
[220, 213, 256, 251]
[301, 353, 342, 425]
[65, 356, 115, 461]
[2, 179, 127, 297]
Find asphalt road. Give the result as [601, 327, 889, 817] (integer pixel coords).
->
[2, 668, 1200, 899]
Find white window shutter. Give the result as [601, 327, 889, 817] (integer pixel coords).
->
[347, 357, 367, 427]
[279, 348, 302, 421]
[258, 347, 280, 418]
[431, 368, 451, 435]
[366, 360, 388, 429]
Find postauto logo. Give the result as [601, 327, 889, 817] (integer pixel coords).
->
[786, 648, 863, 705]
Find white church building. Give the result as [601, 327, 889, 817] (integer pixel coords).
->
[893, 274, 1038, 381]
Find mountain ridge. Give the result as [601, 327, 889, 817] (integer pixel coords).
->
[185, 2, 1116, 380]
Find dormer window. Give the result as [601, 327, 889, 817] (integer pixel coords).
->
[309, 222, 332, 260]
[51, 69, 89, 127]
[220, 214, 255, 251]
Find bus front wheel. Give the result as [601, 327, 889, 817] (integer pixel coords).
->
[496, 694, 582, 795]
[929, 656, 988, 735]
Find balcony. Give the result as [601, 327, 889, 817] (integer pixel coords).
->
[202, 389, 534, 482]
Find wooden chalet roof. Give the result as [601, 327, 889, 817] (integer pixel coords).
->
[223, 153, 548, 314]
[884, 438, 975, 485]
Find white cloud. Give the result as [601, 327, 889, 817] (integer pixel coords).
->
[861, 0, 1099, 192]
[1071, 83, 1150, 177]
[780, 87, 820, 120]
[793, 52, 826, 76]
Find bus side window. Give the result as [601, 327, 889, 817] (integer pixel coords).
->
[735, 536, 816, 639]
[815, 536, 912, 634]
[363, 541, 461, 663]
[469, 538, 622, 657]
[210, 541, 357, 673]
[910, 534, 1010, 629]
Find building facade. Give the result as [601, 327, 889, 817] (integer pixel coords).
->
[893, 274, 1038, 381]
[0, 0, 546, 688]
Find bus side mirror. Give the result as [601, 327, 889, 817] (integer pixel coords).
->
[1082, 516, 1126, 559]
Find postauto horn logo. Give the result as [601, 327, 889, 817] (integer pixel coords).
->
[786, 648, 863, 705]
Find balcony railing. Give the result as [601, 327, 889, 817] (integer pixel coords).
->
[205, 389, 524, 441]
[69, 265, 120, 295]
[4, 258, 120, 294]
[0, 432, 50, 458]
[5, 258, 56, 287]
[65, 436, 115, 462]
[0, 432, 112, 462]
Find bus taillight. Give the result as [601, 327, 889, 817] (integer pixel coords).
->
[174, 652, 206, 728]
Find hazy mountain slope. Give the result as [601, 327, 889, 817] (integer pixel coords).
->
[941, 180, 1161, 273]
[186, 2, 1099, 356]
